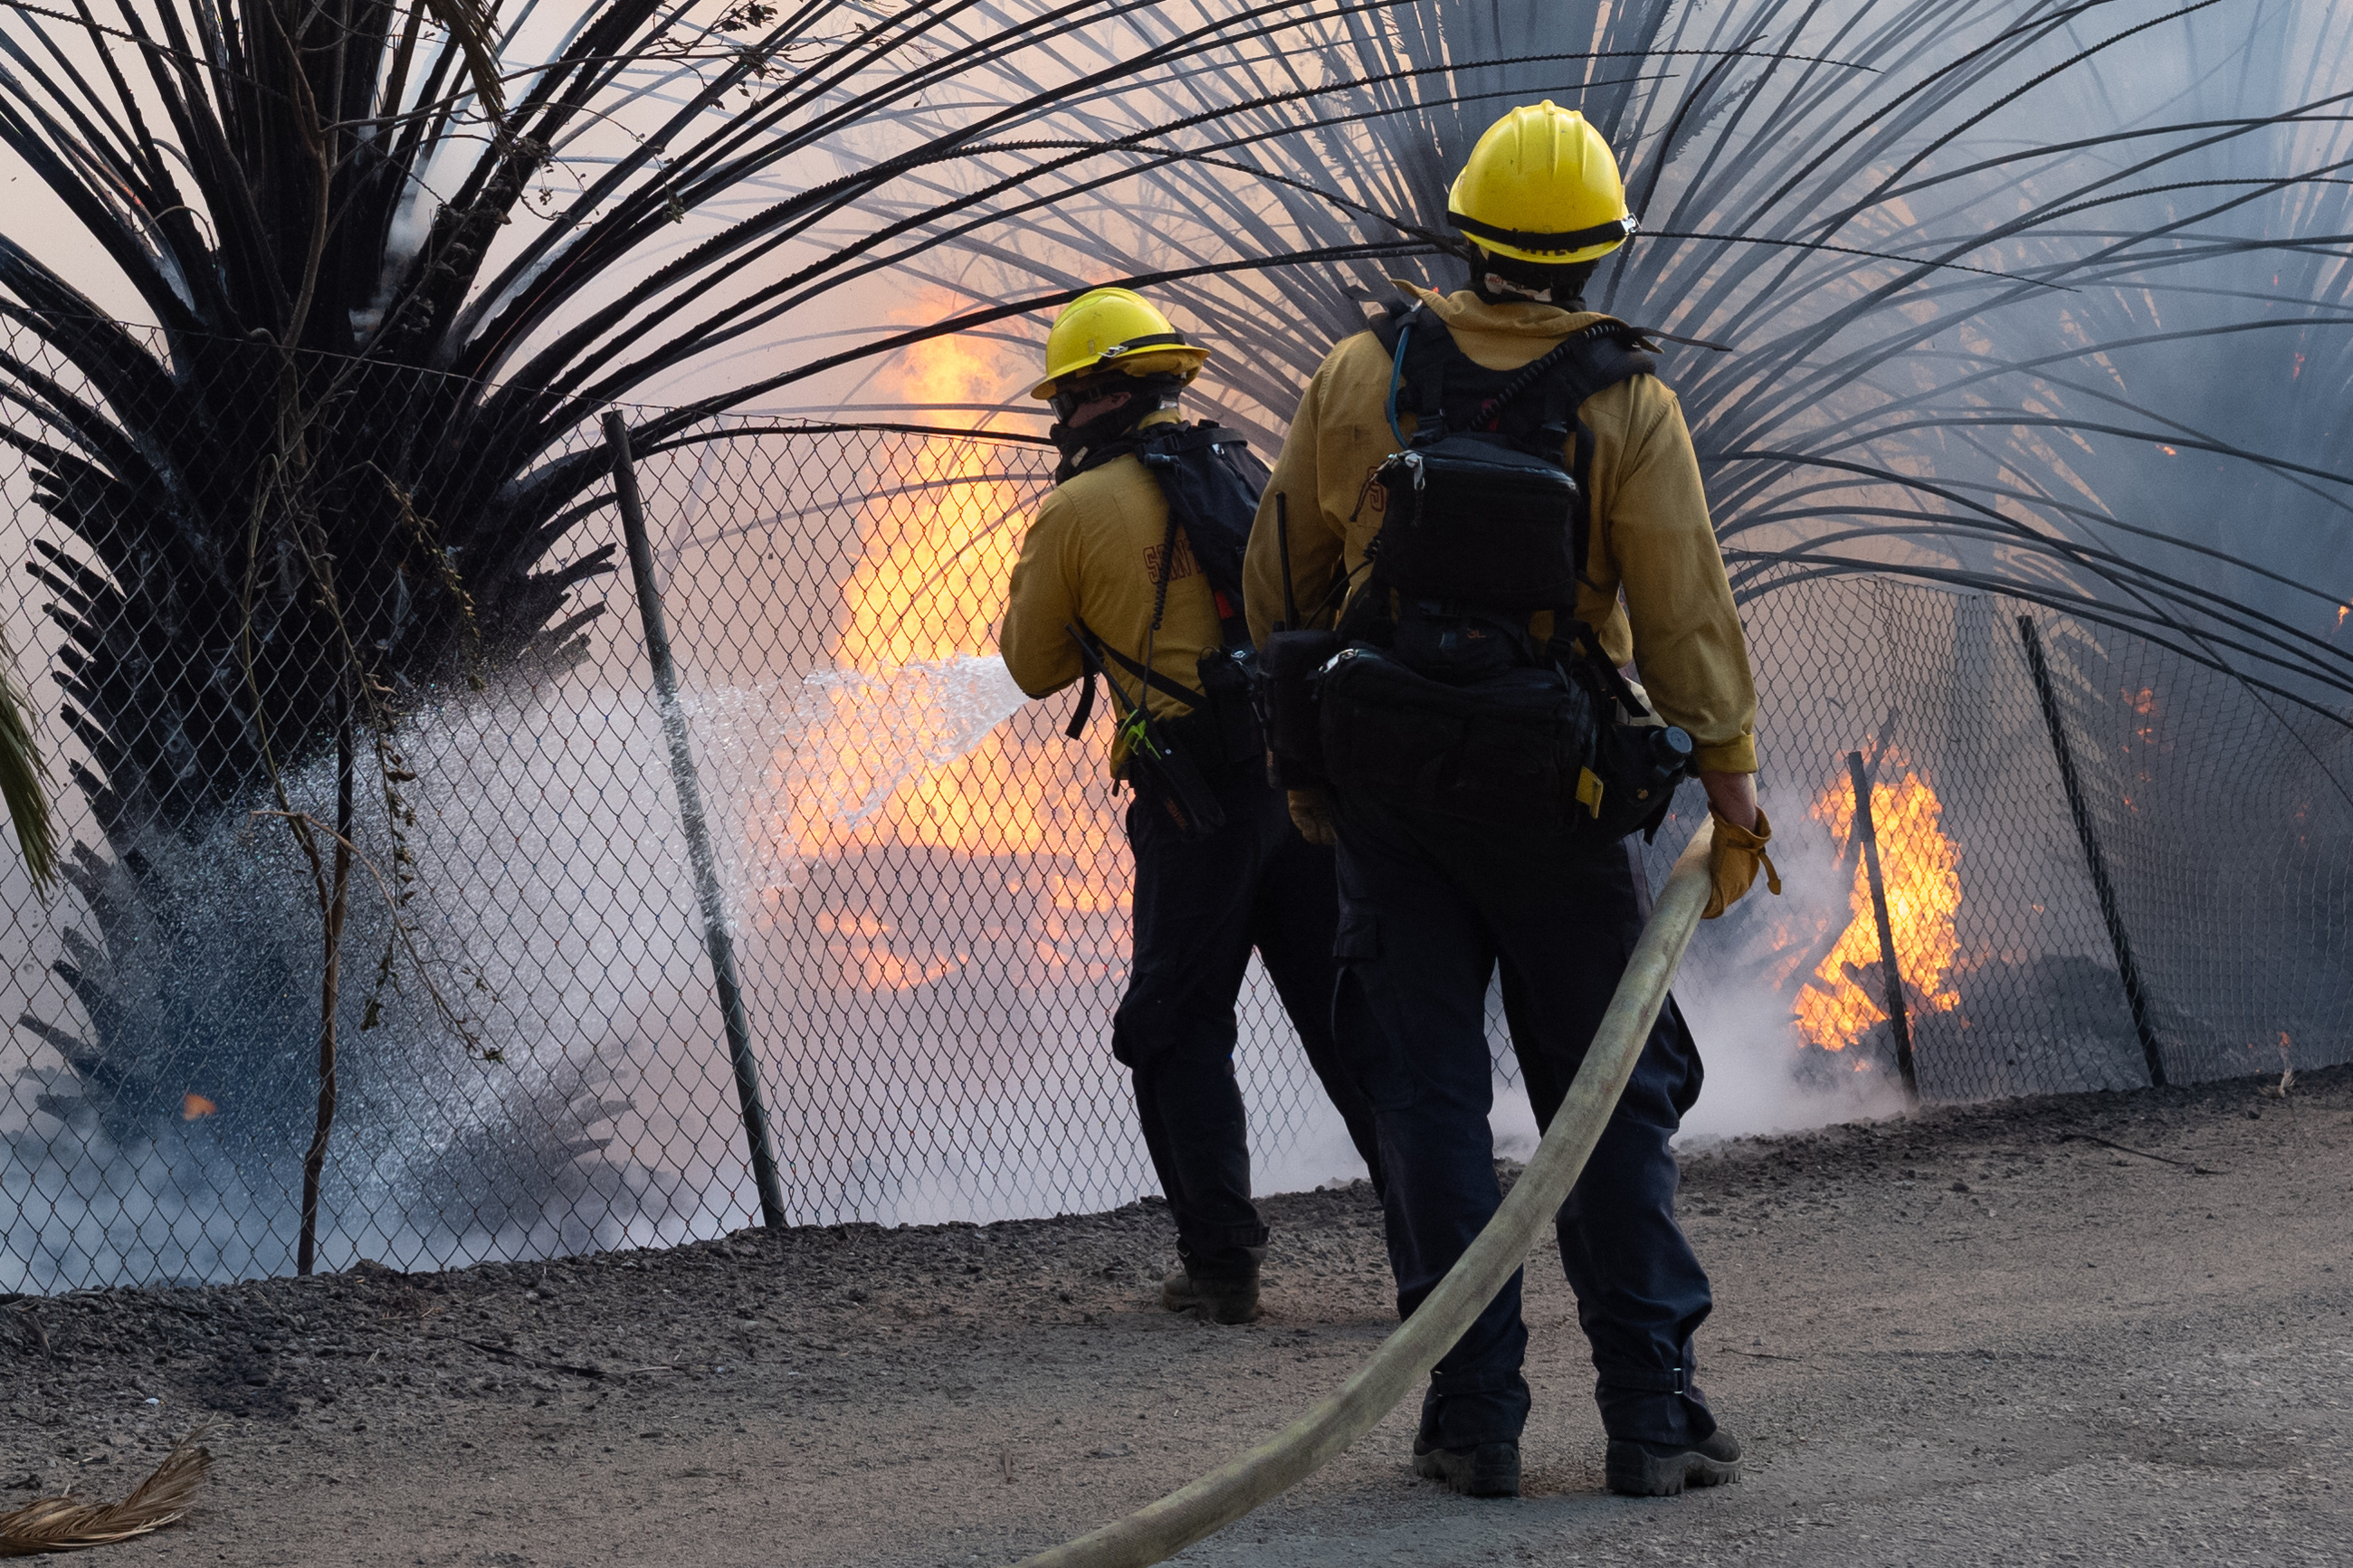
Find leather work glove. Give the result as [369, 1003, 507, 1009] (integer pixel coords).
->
[1703, 806, 1782, 920]
[1289, 787, 1338, 847]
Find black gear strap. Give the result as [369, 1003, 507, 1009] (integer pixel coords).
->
[1063, 620, 1202, 739]
[1073, 422, 1262, 650]
[1369, 303, 1658, 585]
[1597, 1364, 1696, 1396]
[1069, 420, 1245, 480]
[1054, 421, 1267, 740]
[1450, 210, 1639, 253]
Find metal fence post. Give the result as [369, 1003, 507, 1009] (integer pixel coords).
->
[604, 411, 789, 1229]
[2016, 614, 2166, 1088]
[1846, 751, 1920, 1103]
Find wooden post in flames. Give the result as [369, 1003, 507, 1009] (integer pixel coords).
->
[1846, 750, 1920, 1104]
[605, 412, 789, 1230]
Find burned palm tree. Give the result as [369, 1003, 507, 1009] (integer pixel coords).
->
[811, 0, 2353, 1099]
[0, 1, 1572, 1275]
[0, 1, 1459, 871]
[856, 0, 2353, 713]
[7, 0, 2348, 1276]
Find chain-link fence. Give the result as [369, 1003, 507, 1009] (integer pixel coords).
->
[1647, 571, 2353, 1103]
[3, 333, 2347, 1294]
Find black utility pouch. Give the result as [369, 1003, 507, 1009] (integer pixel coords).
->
[1581, 714, 1696, 841]
[1125, 729, 1228, 841]
[1253, 628, 1338, 788]
[1390, 603, 1537, 687]
[1549, 651, 1698, 841]
[1319, 643, 1598, 832]
[1196, 647, 1263, 769]
[1372, 433, 1582, 612]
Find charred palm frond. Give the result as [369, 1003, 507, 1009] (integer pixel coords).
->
[853, 0, 2353, 718]
[0, 2, 1453, 849]
[0, 3, 1600, 1180]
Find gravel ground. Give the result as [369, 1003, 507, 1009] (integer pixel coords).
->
[5, 1065, 2348, 1567]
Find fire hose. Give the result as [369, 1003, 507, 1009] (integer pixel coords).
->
[1014, 818, 1720, 1568]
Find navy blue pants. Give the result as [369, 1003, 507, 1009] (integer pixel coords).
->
[1334, 793, 1716, 1450]
[1114, 762, 1384, 1276]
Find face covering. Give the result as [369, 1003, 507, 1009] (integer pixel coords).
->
[1047, 376, 1186, 480]
[1466, 252, 1599, 309]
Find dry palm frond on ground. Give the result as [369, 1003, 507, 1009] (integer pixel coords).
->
[0, 1435, 209, 1558]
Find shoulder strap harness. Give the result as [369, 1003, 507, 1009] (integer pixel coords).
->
[1060, 422, 1262, 743]
[1369, 300, 1660, 584]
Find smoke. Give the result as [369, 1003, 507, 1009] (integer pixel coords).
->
[698, 659, 1897, 1207]
[698, 671, 1913, 1206]
[681, 655, 1163, 1228]
[0, 674, 751, 1294]
[1481, 805, 1912, 1167]
[1672, 798, 1916, 1141]
[1671, 970, 1915, 1146]
[0, 630, 2184, 1294]
[2, 633, 1157, 1288]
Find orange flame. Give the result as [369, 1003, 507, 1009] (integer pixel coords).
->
[769, 301, 1048, 855]
[181, 1093, 216, 1121]
[1794, 748, 1962, 1055]
[815, 910, 962, 992]
[767, 293, 1123, 993]
[834, 320, 1023, 674]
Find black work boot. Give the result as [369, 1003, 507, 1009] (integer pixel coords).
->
[1159, 1248, 1262, 1325]
[1604, 1429, 1743, 1496]
[1412, 1438, 1522, 1498]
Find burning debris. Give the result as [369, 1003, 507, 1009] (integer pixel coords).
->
[1796, 750, 1963, 1064]
[752, 324, 1129, 995]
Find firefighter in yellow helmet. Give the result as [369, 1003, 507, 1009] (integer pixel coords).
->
[1000, 287, 1384, 1325]
[1243, 102, 1776, 1497]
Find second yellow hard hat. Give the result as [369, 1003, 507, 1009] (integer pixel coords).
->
[1448, 101, 1636, 265]
[1029, 288, 1211, 401]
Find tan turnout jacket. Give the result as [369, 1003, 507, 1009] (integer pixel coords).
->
[1243, 284, 1758, 775]
[1000, 412, 1225, 775]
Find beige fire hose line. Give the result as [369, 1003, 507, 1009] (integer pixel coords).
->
[1015, 817, 1720, 1568]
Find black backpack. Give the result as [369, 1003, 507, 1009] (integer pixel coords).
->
[1313, 301, 1696, 841]
[1062, 423, 1268, 839]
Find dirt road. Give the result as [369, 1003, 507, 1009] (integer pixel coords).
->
[5, 1067, 2347, 1567]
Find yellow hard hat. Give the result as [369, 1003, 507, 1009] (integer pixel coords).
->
[1447, 101, 1637, 265]
[1029, 287, 1210, 401]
